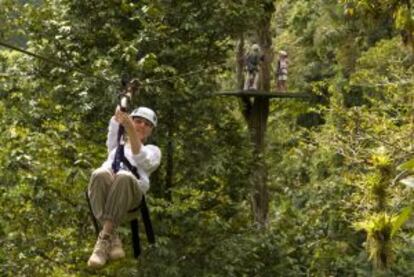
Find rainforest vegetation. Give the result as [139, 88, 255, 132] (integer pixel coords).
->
[1, 0, 414, 276]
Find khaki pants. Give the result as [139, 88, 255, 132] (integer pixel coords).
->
[244, 71, 259, 90]
[87, 168, 143, 227]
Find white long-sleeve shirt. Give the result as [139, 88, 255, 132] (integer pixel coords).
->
[101, 117, 161, 194]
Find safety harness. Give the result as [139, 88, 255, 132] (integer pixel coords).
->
[111, 79, 155, 256]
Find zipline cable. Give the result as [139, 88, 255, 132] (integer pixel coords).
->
[0, 40, 226, 88]
[0, 40, 117, 85]
[0, 40, 65, 68]
[140, 65, 226, 85]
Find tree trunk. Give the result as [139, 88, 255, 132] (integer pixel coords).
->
[236, 2, 274, 227]
[248, 96, 269, 227]
[236, 34, 245, 91]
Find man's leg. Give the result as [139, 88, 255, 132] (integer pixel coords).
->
[88, 171, 143, 267]
[102, 171, 143, 227]
[244, 72, 250, 90]
[87, 168, 114, 268]
[102, 171, 143, 260]
[253, 72, 259, 90]
[88, 168, 114, 225]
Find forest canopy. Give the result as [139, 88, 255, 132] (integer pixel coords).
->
[1, 0, 414, 276]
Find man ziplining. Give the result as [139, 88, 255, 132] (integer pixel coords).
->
[86, 84, 161, 268]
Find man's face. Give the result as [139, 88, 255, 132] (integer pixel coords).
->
[132, 116, 154, 141]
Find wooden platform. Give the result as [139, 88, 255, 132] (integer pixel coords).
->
[215, 90, 311, 99]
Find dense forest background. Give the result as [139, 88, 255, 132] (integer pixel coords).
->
[1, 0, 414, 276]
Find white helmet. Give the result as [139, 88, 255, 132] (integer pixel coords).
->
[130, 107, 157, 127]
[279, 50, 288, 56]
[252, 44, 260, 52]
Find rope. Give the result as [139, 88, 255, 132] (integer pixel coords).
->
[0, 40, 226, 88]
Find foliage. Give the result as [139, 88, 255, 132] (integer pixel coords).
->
[341, 0, 414, 51]
[1, 0, 414, 276]
[354, 208, 411, 271]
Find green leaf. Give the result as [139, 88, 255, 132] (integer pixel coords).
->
[391, 207, 412, 237]
[397, 158, 414, 171]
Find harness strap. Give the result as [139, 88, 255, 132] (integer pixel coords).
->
[111, 142, 123, 173]
[111, 144, 155, 249]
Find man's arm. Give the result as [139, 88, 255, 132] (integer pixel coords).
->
[132, 145, 162, 174]
[106, 116, 119, 153]
[115, 108, 142, 155]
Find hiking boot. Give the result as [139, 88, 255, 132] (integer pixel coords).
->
[87, 232, 111, 268]
[109, 234, 126, 260]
